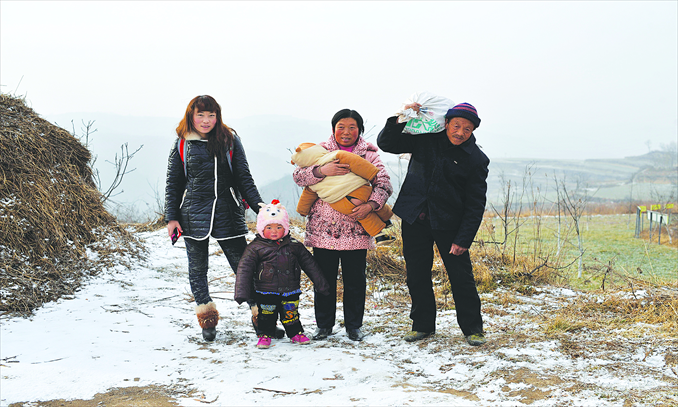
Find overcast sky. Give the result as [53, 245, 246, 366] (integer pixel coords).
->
[2, 1, 677, 160]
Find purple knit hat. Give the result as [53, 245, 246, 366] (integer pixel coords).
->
[445, 103, 481, 129]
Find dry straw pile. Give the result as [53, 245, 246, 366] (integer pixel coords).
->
[0, 93, 143, 315]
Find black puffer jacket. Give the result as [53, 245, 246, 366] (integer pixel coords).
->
[377, 116, 489, 249]
[164, 133, 262, 240]
[234, 235, 330, 303]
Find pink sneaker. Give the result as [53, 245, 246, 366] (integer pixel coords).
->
[291, 333, 311, 345]
[256, 336, 271, 349]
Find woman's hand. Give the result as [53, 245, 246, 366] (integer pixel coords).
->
[404, 102, 422, 113]
[349, 202, 376, 220]
[167, 220, 182, 237]
[319, 160, 350, 176]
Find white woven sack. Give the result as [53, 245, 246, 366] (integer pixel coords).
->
[397, 91, 456, 135]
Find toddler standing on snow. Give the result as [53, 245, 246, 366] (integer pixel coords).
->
[235, 200, 330, 348]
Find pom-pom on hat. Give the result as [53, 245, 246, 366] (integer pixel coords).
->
[256, 199, 290, 238]
[445, 103, 481, 129]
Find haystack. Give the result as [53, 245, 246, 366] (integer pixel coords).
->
[0, 93, 143, 315]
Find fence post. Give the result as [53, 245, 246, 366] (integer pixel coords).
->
[667, 203, 674, 226]
[635, 207, 640, 238]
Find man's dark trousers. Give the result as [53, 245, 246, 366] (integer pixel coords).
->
[402, 216, 483, 336]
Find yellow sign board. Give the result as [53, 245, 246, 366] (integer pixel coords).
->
[638, 206, 647, 212]
[651, 204, 661, 211]
[666, 203, 675, 209]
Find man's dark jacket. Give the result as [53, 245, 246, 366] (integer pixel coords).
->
[377, 116, 489, 249]
[164, 135, 262, 239]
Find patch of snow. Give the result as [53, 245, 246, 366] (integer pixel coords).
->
[1, 228, 676, 406]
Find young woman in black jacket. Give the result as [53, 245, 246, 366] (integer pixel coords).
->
[164, 95, 263, 341]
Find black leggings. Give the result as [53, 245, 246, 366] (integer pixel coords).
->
[184, 237, 247, 306]
[312, 248, 367, 330]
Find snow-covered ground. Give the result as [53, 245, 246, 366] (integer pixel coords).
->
[1, 228, 677, 406]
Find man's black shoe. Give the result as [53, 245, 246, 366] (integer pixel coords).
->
[312, 327, 333, 340]
[465, 333, 486, 346]
[403, 330, 433, 342]
[347, 328, 365, 341]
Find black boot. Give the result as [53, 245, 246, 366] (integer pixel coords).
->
[347, 328, 365, 341]
[202, 327, 216, 341]
[196, 302, 219, 342]
[312, 327, 333, 340]
[252, 315, 285, 339]
[274, 327, 285, 339]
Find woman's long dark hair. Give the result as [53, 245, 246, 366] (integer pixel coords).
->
[331, 109, 365, 135]
[176, 95, 235, 160]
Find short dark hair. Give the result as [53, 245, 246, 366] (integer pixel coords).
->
[331, 109, 364, 135]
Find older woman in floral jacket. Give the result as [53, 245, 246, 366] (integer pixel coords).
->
[293, 109, 393, 342]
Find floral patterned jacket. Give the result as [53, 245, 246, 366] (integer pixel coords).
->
[293, 135, 393, 250]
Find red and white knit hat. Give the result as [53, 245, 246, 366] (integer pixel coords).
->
[256, 199, 290, 237]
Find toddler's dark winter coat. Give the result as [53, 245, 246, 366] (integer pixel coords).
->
[234, 235, 330, 303]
